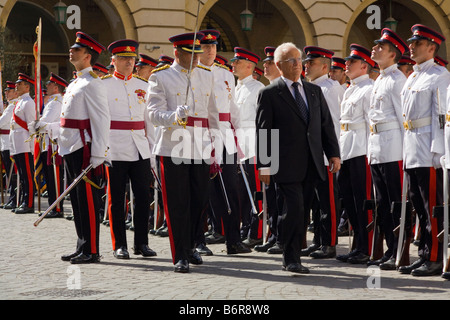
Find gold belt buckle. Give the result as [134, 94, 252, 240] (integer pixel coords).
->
[369, 124, 377, 133]
[446, 114, 450, 123]
[340, 123, 348, 131]
[403, 120, 412, 130]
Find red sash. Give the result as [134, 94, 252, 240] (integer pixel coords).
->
[12, 105, 28, 131]
[110, 121, 145, 130]
[60, 118, 92, 169]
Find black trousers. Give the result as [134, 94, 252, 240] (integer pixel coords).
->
[312, 168, 340, 247]
[406, 167, 443, 262]
[41, 151, 64, 212]
[159, 156, 210, 263]
[106, 157, 151, 250]
[1, 150, 16, 205]
[370, 161, 402, 258]
[13, 152, 35, 208]
[277, 162, 318, 266]
[208, 150, 241, 246]
[64, 148, 102, 255]
[338, 155, 369, 255]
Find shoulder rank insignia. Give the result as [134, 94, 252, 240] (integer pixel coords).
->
[101, 74, 113, 80]
[214, 63, 230, 71]
[133, 74, 148, 83]
[197, 65, 211, 72]
[151, 64, 170, 74]
[89, 71, 98, 78]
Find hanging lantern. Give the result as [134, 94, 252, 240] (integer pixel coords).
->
[53, 1, 68, 24]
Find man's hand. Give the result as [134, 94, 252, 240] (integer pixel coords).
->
[90, 156, 105, 169]
[328, 157, 341, 174]
[176, 105, 190, 124]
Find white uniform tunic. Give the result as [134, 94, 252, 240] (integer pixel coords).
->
[40, 93, 63, 152]
[339, 74, 373, 162]
[58, 67, 110, 159]
[0, 98, 17, 151]
[201, 62, 241, 156]
[102, 73, 152, 161]
[147, 62, 220, 161]
[311, 74, 344, 164]
[443, 82, 450, 169]
[9, 93, 35, 156]
[401, 59, 449, 169]
[368, 64, 406, 164]
[235, 75, 264, 160]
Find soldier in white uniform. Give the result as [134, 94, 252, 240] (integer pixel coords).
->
[135, 54, 158, 81]
[10, 73, 36, 214]
[397, 54, 415, 78]
[36, 73, 68, 218]
[367, 28, 409, 269]
[230, 47, 265, 246]
[102, 39, 156, 260]
[0, 82, 18, 209]
[197, 29, 250, 255]
[147, 32, 220, 273]
[329, 57, 349, 91]
[398, 24, 450, 276]
[45, 32, 110, 264]
[336, 44, 374, 264]
[443, 83, 450, 281]
[303, 46, 344, 259]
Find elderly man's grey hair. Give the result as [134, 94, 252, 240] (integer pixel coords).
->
[274, 42, 302, 64]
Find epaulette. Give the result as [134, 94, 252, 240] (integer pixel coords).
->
[133, 74, 148, 83]
[214, 63, 230, 71]
[151, 64, 170, 74]
[101, 74, 113, 80]
[89, 71, 98, 78]
[197, 65, 211, 72]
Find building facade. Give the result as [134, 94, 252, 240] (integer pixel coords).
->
[0, 0, 448, 83]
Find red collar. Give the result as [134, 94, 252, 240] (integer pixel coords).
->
[114, 71, 132, 81]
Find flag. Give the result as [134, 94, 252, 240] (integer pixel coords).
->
[32, 19, 46, 194]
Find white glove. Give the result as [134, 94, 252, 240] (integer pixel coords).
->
[440, 156, 446, 169]
[90, 156, 105, 169]
[47, 122, 60, 140]
[175, 105, 190, 124]
[432, 153, 443, 169]
[28, 120, 44, 134]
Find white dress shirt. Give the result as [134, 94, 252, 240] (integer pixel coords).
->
[0, 99, 17, 151]
[9, 93, 35, 156]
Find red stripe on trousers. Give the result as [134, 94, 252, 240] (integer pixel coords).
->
[24, 153, 34, 208]
[105, 167, 117, 250]
[252, 159, 263, 239]
[328, 169, 337, 246]
[85, 183, 97, 254]
[159, 157, 176, 263]
[429, 168, 438, 262]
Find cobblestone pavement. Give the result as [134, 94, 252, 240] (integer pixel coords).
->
[1, 200, 449, 305]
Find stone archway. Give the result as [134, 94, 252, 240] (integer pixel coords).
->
[342, 0, 449, 61]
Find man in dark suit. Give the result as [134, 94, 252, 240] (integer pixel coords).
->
[256, 42, 341, 274]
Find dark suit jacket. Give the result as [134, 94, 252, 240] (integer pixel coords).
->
[256, 77, 340, 184]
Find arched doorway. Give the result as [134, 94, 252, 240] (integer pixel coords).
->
[343, 0, 448, 63]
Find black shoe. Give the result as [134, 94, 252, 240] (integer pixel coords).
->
[45, 210, 64, 218]
[174, 260, 189, 273]
[70, 253, 101, 264]
[254, 241, 275, 252]
[61, 251, 81, 262]
[133, 244, 157, 257]
[300, 243, 319, 256]
[267, 243, 283, 254]
[411, 261, 443, 277]
[282, 262, 310, 274]
[310, 246, 336, 259]
[348, 252, 370, 264]
[155, 226, 168, 237]
[336, 249, 359, 262]
[205, 232, 225, 244]
[337, 227, 349, 237]
[367, 255, 389, 266]
[195, 243, 213, 256]
[398, 257, 425, 274]
[442, 272, 450, 280]
[3, 201, 16, 210]
[113, 247, 130, 259]
[189, 250, 203, 265]
[227, 242, 252, 254]
[14, 205, 34, 214]
[379, 258, 397, 270]
[242, 237, 262, 248]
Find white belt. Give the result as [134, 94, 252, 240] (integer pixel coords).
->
[403, 117, 432, 130]
[340, 122, 366, 132]
[369, 121, 401, 133]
